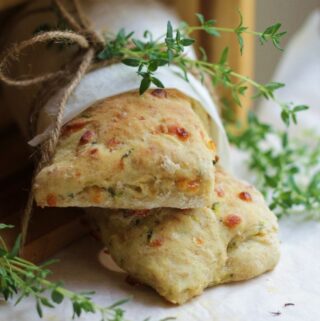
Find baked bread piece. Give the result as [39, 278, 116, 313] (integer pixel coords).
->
[34, 89, 216, 209]
[92, 167, 280, 304]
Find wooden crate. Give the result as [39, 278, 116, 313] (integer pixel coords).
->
[0, 0, 256, 262]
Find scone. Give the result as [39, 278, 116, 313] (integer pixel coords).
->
[91, 167, 280, 304]
[34, 89, 217, 209]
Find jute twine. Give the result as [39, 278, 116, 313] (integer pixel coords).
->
[0, 0, 218, 252]
[0, 0, 112, 250]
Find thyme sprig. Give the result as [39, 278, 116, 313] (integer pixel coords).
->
[195, 12, 286, 53]
[97, 14, 300, 126]
[0, 224, 175, 320]
[229, 114, 320, 219]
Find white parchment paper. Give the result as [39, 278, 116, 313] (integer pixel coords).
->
[29, 64, 230, 167]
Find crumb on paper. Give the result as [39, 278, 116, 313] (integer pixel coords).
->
[270, 311, 281, 316]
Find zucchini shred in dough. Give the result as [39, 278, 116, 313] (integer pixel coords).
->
[91, 167, 280, 304]
[34, 89, 216, 209]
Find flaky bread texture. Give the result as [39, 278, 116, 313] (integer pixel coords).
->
[34, 89, 216, 209]
[92, 167, 280, 304]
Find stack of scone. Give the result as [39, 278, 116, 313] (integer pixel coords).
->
[34, 88, 280, 304]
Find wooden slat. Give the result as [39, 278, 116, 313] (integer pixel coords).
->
[201, 0, 256, 128]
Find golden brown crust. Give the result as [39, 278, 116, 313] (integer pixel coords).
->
[34, 89, 216, 209]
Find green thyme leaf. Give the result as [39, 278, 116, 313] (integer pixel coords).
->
[9, 234, 21, 258]
[51, 289, 64, 304]
[148, 60, 158, 72]
[219, 47, 229, 65]
[122, 58, 140, 66]
[259, 23, 287, 50]
[280, 103, 309, 127]
[166, 21, 173, 39]
[199, 47, 208, 61]
[36, 300, 43, 318]
[151, 77, 165, 88]
[293, 105, 309, 112]
[195, 13, 205, 25]
[108, 298, 131, 309]
[0, 224, 14, 230]
[204, 26, 220, 37]
[234, 10, 248, 54]
[180, 38, 195, 46]
[255, 81, 285, 99]
[139, 77, 151, 95]
[132, 38, 145, 50]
